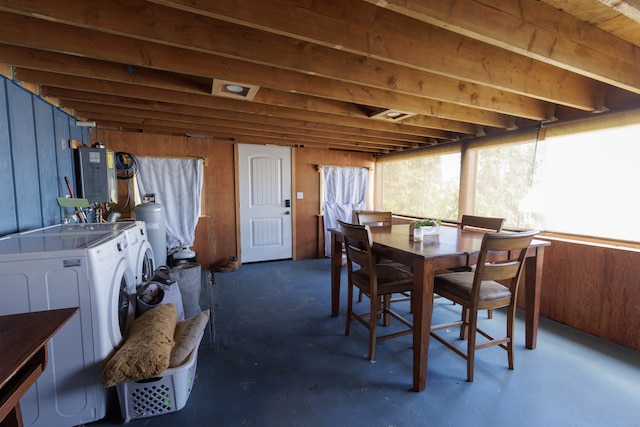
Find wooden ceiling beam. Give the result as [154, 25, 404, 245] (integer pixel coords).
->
[0, 12, 515, 128]
[145, 0, 609, 109]
[89, 114, 400, 153]
[18, 68, 460, 140]
[97, 119, 390, 153]
[1, 42, 472, 136]
[0, 44, 370, 124]
[43, 81, 462, 141]
[0, 0, 556, 121]
[362, 0, 640, 94]
[0, 1, 636, 154]
[67, 99, 428, 147]
[596, 0, 640, 24]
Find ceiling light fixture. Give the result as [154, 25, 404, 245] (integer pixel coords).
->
[225, 85, 244, 93]
[212, 79, 260, 100]
[366, 108, 415, 122]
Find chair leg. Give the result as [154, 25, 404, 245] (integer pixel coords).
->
[507, 304, 516, 370]
[368, 293, 378, 361]
[466, 308, 479, 382]
[345, 284, 354, 336]
[487, 308, 493, 319]
[459, 307, 470, 340]
[383, 295, 391, 326]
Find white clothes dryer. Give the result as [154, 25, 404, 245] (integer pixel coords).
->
[0, 230, 135, 427]
[18, 220, 155, 286]
[122, 221, 155, 285]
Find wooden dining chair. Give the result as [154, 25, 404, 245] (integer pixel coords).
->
[338, 220, 414, 361]
[443, 214, 506, 318]
[430, 230, 538, 382]
[352, 211, 410, 308]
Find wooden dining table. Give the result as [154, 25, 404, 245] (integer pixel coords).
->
[329, 224, 550, 392]
[0, 307, 78, 427]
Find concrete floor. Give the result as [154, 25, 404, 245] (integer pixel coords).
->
[90, 259, 640, 427]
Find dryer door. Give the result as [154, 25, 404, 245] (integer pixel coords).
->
[114, 261, 136, 340]
[138, 241, 155, 284]
[93, 258, 136, 359]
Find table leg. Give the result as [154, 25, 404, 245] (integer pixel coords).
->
[524, 247, 545, 349]
[412, 259, 434, 392]
[330, 231, 342, 317]
[1, 403, 22, 427]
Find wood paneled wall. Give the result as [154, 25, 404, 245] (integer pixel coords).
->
[99, 129, 640, 352]
[99, 129, 236, 269]
[100, 131, 376, 267]
[3, 75, 636, 351]
[540, 239, 640, 351]
[293, 148, 376, 259]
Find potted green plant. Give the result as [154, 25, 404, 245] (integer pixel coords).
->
[410, 220, 423, 241]
[416, 219, 441, 235]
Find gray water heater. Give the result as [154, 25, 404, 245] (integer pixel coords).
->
[76, 146, 118, 204]
[134, 201, 167, 267]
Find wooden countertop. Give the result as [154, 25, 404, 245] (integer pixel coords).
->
[0, 307, 78, 425]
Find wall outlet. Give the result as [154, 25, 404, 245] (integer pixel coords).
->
[296, 192, 304, 199]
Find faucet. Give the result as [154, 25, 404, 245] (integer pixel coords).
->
[62, 209, 88, 224]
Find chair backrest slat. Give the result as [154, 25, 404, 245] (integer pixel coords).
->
[474, 230, 538, 292]
[354, 211, 393, 227]
[480, 261, 521, 282]
[338, 220, 375, 274]
[461, 215, 505, 232]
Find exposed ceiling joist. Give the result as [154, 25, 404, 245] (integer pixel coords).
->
[0, 0, 638, 154]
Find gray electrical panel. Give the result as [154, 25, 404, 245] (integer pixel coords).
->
[76, 147, 118, 204]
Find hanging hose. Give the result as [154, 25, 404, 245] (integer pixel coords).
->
[115, 152, 139, 210]
[115, 152, 139, 180]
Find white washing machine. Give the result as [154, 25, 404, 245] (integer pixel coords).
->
[0, 230, 135, 427]
[17, 220, 155, 286]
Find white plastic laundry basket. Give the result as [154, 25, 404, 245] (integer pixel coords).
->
[116, 341, 200, 423]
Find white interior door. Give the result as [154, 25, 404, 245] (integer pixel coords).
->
[238, 144, 292, 263]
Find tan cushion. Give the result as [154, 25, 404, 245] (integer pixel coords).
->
[353, 264, 413, 294]
[434, 272, 511, 302]
[169, 309, 210, 367]
[102, 303, 177, 387]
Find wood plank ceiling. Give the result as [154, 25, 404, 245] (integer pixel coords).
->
[1, 0, 639, 155]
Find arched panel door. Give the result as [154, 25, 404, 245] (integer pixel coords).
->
[238, 144, 292, 263]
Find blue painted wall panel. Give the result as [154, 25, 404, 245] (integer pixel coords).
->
[34, 101, 61, 226]
[0, 76, 82, 235]
[7, 83, 41, 231]
[0, 80, 18, 234]
[54, 109, 74, 200]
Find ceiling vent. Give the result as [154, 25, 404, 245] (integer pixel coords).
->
[212, 79, 259, 100]
[361, 105, 415, 122]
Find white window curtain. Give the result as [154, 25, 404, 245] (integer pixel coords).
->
[135, 157, 203, 252]
[322, 166, 368, 257]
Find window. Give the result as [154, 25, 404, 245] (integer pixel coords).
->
[527, 117, 640, 241]
[377, 146, 460, 220]
[376, 108, 640, 243]
[468, 130, 540, 230]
